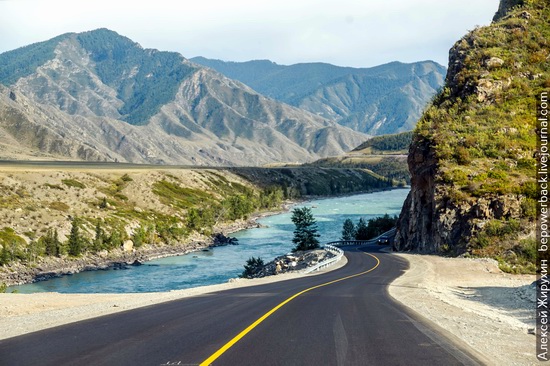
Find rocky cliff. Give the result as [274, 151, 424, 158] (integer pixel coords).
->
[394, 0, 546, 272]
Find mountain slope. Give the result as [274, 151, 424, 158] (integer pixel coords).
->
[0, 29, 367, 165]
[304, 132, 412, 185]
[394, 0, 547, 273]
[191, 57, 446, 135]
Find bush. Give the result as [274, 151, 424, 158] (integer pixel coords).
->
[62, 179, 86, 189]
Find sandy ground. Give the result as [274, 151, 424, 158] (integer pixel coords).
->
[0, 252, 536, 366]
[389, 253, 536, 366]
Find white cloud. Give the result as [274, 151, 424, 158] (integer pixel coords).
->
[0, 0, 500, 67]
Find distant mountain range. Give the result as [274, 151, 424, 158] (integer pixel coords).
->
[191, 57, 446, 135]
[0, 29, 368, 165]
[0, 28, 444, 165]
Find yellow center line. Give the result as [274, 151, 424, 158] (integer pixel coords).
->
[199, 252, 381, 366]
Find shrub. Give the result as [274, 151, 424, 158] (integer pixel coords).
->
[62, 179, 86, 189]
[241, 257, 264, 278]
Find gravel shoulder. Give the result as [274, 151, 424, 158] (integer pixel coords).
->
[388, 253, 535, 366]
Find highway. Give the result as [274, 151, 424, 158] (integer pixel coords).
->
[0, 245, 484, 365]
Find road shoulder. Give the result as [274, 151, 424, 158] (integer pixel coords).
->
[388, 252, 535, 366]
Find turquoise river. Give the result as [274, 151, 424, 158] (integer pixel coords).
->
[11, 189, 409, 294]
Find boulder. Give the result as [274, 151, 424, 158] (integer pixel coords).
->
[123, 240, 134, 252]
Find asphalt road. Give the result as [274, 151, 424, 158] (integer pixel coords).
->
[0, 245, 484, 366]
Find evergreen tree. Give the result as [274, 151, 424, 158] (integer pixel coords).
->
[0, 244, 10, 265]
[54, 229, 63, 257]
[93, 222, 104, 252]
[99, 197, 108, 209]
[355, 218, 369, 240]
[341, 219, 356, 241]
[241, 257, 264, 278]
[291, 207, 320, 252]
[68, 219, 83, 257]
[43, 229, 61, 257]
[28, 239, 40, 263]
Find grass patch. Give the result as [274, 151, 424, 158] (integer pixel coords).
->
[62, 179, 86, 189]
[152, 180, 213, 209]
[49, 201, 70, 212]
[43, 183, 64, 190]
[0, 227, 25, 246]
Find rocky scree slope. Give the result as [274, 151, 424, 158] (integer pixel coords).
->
[395, 0, 547, 273]
[0, 29, 367, 165]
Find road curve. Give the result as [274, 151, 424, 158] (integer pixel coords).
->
[0, 245, 483, 366]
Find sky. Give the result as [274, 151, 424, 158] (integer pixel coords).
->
[0, 0, 500, 68]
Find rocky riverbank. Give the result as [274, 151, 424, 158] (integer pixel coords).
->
[0, 215, 267, 287]
[242, 249, 336, 278]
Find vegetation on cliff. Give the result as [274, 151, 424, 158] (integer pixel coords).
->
[397, 0, 548, 273]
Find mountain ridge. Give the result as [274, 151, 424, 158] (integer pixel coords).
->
[191, 56, 446, 135]
[0, 29, 367, 165]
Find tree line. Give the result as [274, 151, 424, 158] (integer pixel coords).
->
[0, 185, 286, 265]
[340, 214, 398, 241]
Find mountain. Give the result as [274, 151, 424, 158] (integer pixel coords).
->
[191, 57, 446, 135]
[394, 0, 547, 273]
[0, 29, 368, 165]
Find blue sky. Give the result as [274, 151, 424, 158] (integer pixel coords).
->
[0, 0, 500, 68]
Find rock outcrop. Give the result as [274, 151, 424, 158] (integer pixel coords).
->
[242, 249, 335, 279]
[493, 0, 525, 21]
[394, 0, 541, 255]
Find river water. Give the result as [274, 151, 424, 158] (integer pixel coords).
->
[11, 189, 409, 294]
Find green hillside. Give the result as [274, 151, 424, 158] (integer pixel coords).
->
[0, 34, 68, 86]
[352, 131, 413, 154]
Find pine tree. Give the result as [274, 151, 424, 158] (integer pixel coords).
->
[0, 244, 10, 265]
[355, 218, 369, 240]
[68, 219, 83, 257]
[54, 229, 62, 257]
[341, 219, 356, 241]
[44, 229, 60, 257]
[93, 222, 104, 252]
[291, 207, 320, 252]
[99, 197, 108, 209]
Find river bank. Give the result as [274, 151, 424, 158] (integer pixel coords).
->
[2, 187, 406, 289]
[0, 203, 293, 287]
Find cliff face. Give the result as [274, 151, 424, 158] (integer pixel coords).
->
[493, 0, 525, 21]
[394, 0, 546, 269]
